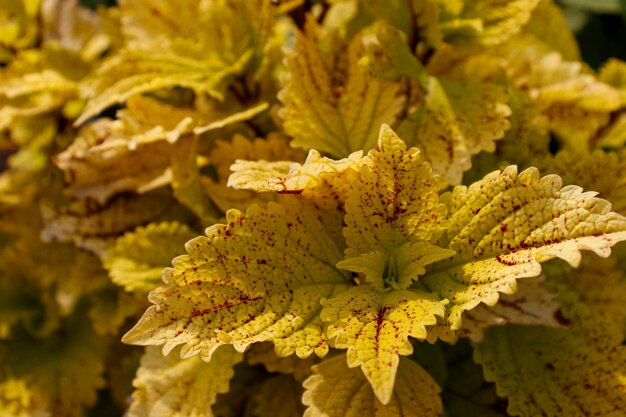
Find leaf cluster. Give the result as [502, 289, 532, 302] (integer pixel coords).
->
[1, 0, 626, 416]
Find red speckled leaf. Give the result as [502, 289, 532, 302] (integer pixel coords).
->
[123, 197, 350, 360]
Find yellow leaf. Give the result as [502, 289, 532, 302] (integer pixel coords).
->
[302, 353, 442, 416]
[554, 256, 626, 343]
[343, 125, 448, 256]
[460, 85, 550, 185]
[475, 324, 626, 417]
[595, 113, 626, 149]
[77, 0, 274, 124]
[398, 76, 510, 185]
[364, 25, 511, 184]
[598, 58, 626, 107]
[359, 0, 442, 49]
[120, 0, 272, 67]
[57, 96, 269, 203]
[540, 149, 626, 216]
[0, 223, 111, 331]
[0, 0, 40, 59]
[497, 86, 550, 167]
[422, 165, 626, 340]
[40, 190, 186, 255]
[76, 49, 247, 125]
[170, 135, 220, 224]
[280, 25, 403, 157]
[0, 47, 86, 130]
[320, 285, 446, 404]
[230, 145, 360, 246]
[498, 35, 621, 151]
[204, 133, 304, 212]
[522, 0, 580, 61]
[0, 116, 57, 208]
[103, 222, 197, 294]
[40, 0, 111, 62]
[229, 145, 364, 198]
[122, 197, 351, 359]
[128, 345, 242, 417]
[89, 287, 143, 336]
[55, 118, 173, 203]
[439, 0, 541, 48]
[339, 125, 454, 289]
[0, 377, 47, 417]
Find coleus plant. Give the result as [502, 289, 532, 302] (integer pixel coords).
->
[2, 0, 626, 417]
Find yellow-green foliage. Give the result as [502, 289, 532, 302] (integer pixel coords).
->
[2, 1, 626, 416]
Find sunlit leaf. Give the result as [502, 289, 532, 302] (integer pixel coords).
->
[338, 125, 454, 290]
[123, 197, 351, 359]
[422, 165, 626, 340]
[320, 286, 445, 404]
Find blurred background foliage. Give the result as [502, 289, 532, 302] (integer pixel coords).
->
[559, 0, 626, 68]
[78, 0, 626, 70]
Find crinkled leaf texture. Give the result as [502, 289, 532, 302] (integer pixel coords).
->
[126, 124, 626, 409]
[320, 286, 445, 404]
[318, 127, 453, 403]
[422, 165, 626, 341]
[302, 353, 442, 417]
[128, 345, 242, 417]
[339, 125, 454, 290]
[123, 197, 351, 359]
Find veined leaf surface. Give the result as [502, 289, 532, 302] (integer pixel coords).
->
[123, 197, 351, 359]
[422, 165, 626, 339]
[280, 26, 403, 157]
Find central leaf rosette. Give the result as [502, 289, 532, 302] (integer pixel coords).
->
[335, 127, 455, 292]
[123, 125, 626, 405]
